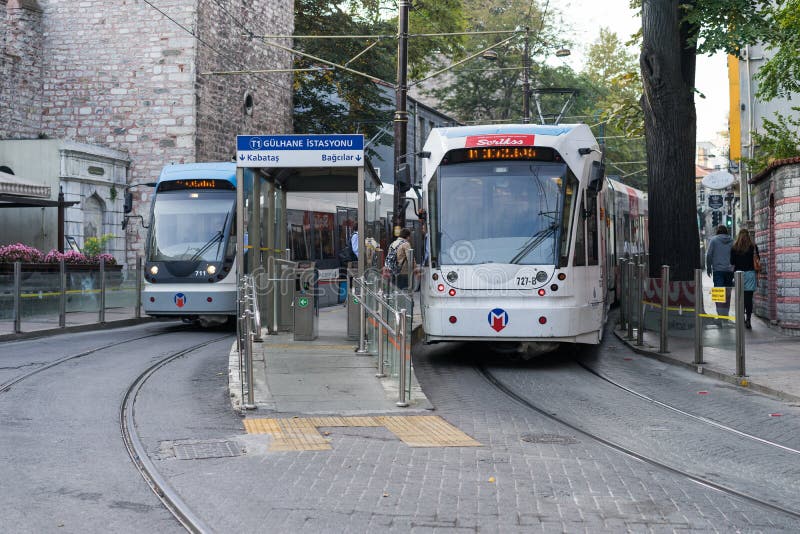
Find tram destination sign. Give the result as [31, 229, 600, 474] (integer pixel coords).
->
[236, 134, 364, 168]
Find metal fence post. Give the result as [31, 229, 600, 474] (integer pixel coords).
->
[13, 261, 21, 333]
[694, 268, 704, 364]
[396, 308, 409, 407]
[99, 258, 106, 324]
[636, 263, 645, 345]
[356, 281, 369, 354]
[59, 259, 67, 328]
[659, 265, 669, 353]
[618, 258, 627, 329]
[135, 256, 142, 319]
[376, 295, 386, 378]
[626, 261, 635, 339]
[735, 270, 746, 377]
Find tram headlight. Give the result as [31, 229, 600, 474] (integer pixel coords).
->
[536, 270, 548, 283]
[446, 271, 458, 283]
[207, 265, 217, 275]
[149, 265, 159, 275]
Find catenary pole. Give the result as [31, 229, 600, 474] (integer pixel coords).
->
[393, 0, 410, 236]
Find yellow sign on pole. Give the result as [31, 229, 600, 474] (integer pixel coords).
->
[711, 287, 727, 302]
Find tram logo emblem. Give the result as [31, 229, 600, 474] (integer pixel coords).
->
[488, 308, 509, 332]
[174, 293, 187, 308]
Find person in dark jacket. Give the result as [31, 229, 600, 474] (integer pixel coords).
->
[706, 225, 734, 287]
[730, 228, 760, 328]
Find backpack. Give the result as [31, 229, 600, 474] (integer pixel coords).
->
[338, 244, 357, 265]
[384, 238, 406, 275]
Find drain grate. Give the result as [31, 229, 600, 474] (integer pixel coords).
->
[520, 433, 578, 445]
[169, 440, 243, 460]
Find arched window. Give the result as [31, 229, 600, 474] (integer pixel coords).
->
[83, 193, 105, 240]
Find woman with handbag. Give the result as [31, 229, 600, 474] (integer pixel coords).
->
[730, 228, 761, 329]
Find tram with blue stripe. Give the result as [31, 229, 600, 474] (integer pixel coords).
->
[142, 162, 238, 325]
[418, 124, 647, 354]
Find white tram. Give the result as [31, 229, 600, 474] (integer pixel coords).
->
[142, 162, 238, 325]
[418, 124, 647, 354]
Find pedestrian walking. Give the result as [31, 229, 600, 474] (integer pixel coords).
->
[730, 228, 760, 329]
[706, 224, 734, 287]
[706, 224, 734, 317]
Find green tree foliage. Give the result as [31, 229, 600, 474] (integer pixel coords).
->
[422, 0, 569, 124]
[293, 0, 395, 149]
[754, 0, 800, 100]
[582, 29, 647, 189]
[741, 107, 800, 173]
[293, 0, 465, 153]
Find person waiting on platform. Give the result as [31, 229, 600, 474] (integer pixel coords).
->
[384, 228, 414, 290]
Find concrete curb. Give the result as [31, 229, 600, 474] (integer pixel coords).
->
[0, 317, 155, 342]
[613, 329, 800, 404]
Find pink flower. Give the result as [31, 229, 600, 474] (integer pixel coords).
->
[0, 243, 44, 263]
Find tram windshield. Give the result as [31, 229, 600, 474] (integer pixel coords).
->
[432, 161, 573, 266]
[147, 190, 235, 262]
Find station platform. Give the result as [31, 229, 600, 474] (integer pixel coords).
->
[228, 302, 431, 415]
[614, 313, 800, 403]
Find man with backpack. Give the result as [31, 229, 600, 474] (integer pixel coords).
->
[385, 228, 414, 289]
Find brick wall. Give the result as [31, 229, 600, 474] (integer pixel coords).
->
[752, 162, 800, 330]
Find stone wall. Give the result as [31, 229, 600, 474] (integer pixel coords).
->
[195, 0, 294, 162]
[0, 0, 294, 266]
[751, 162, 800, 331]
[1, 0, 44, 139]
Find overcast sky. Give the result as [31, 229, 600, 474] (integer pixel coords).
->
[556, 0, 729, 143]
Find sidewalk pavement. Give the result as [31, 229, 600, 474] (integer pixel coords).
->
[614, 313, 800, 403]
[229, 303, 431, 415]
[0, 307, 150, 341]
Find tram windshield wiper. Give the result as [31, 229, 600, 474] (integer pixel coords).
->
[189, 230, 224, 262]
[509, 223, 558, 265]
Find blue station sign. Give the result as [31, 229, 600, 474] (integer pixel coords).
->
[236, 134, 365, 168]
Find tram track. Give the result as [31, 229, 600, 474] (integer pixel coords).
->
[477, 364, 800, 521]
[120, 334, 231, 534]
[575, 360, 800, 457]
[0, 329, 180, 394]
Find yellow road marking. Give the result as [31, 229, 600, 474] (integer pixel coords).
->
[244, 415, 481, 451]
[262, 343, 356, 351]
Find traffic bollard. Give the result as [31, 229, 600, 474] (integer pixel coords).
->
[659, 265, 669, 353]
[735, 271, 746, 377]
[693, 268, 704, 365]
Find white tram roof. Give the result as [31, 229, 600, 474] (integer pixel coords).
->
[421, 123, 599, 182]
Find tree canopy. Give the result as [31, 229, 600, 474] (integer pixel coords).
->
[292, 0, 465, 154]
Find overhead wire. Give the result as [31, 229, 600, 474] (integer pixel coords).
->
[139, 0, 290, 91]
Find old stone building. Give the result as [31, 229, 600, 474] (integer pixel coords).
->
[1, 0, 294, 265]
[750, 159, 800, 333]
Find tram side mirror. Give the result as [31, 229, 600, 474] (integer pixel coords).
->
[124, 191, 133, 213]
[588, 161, 605, 192]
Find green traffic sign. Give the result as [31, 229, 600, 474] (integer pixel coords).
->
[298, 297, 309, 308]
[352, 297, 359, 304]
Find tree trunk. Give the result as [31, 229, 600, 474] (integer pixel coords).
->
[640, 0, 701, 280]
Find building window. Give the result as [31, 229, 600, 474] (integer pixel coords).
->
[243, 92, 254, 116]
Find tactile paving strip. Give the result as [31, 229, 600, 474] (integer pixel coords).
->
[243, 415, 481, 451]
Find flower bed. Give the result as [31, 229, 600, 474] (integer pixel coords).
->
[0, 242, 117, 267]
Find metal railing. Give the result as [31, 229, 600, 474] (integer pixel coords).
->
[237, 274, 260, 410]
[2, 258, 142, 334]
[618, 260, 748, 379]
[351, 272, 413, 407]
